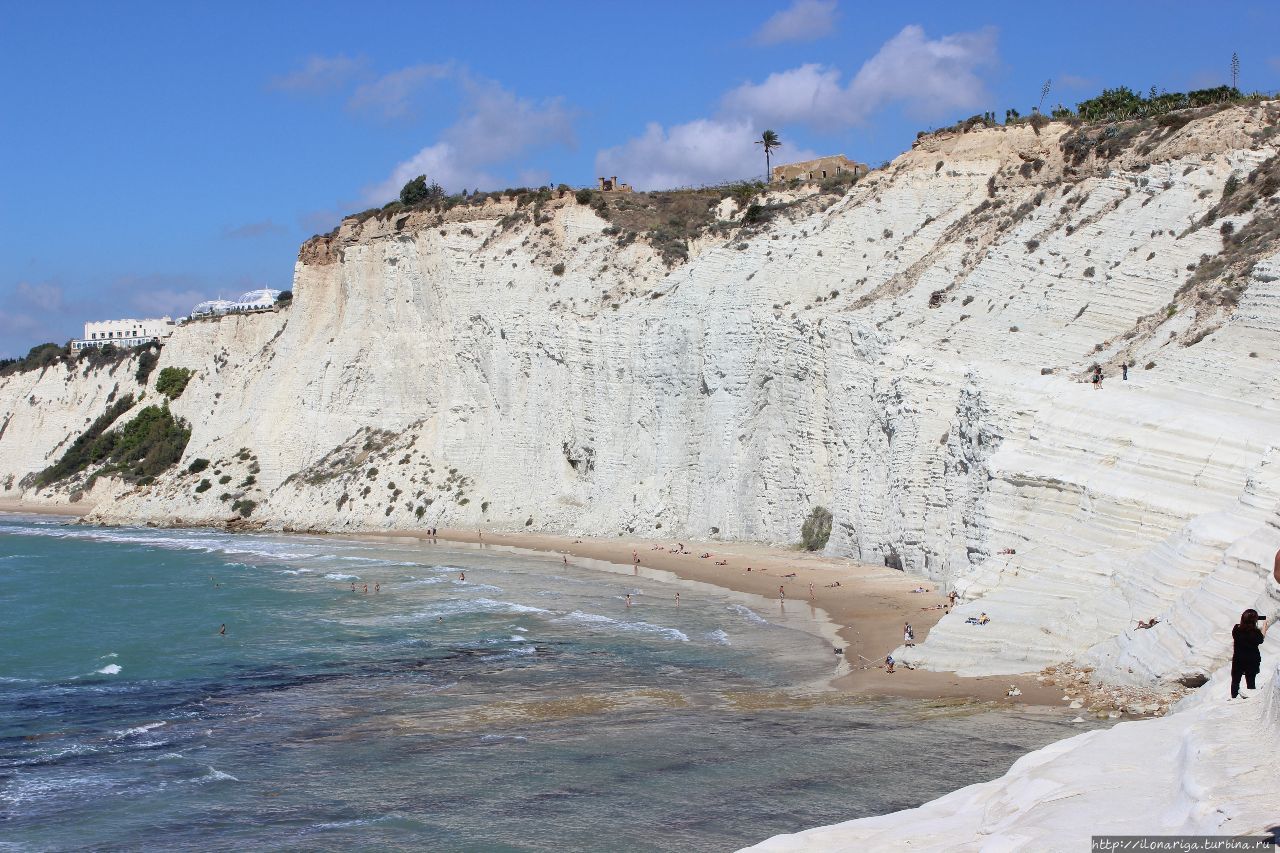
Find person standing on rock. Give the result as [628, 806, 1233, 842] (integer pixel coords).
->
[1231, 609, 1268, 698]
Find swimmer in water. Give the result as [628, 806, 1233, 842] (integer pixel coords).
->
[219, 624, 226, 636]
[625, 593, 632, 608]
[363, 584, 368, 594]
[459, 571, 465, 582]
[675, 592, 680, 608]
[351, 582, 356, 592]
[375, 582, 380, 593]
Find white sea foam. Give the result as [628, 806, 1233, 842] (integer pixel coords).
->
[729, 604, 771, 626]
[324, 573, 360, 581]
[705, 629, 731, 646]
[479, 734, 529, 744]
[115, 721, 166, 738]
[453, 581, 503, 593]
[95, 664, 122, 675]
[479, 645, 537, 662]
[559, 610, 689, 642]
[200, 766, 239, 782]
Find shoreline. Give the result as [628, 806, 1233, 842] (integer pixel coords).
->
[0, 500, 1062, 708]
[341, 526, 1069, 708]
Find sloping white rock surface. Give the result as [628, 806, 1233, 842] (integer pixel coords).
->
[2, 104, 1278, 692]
[743, 657, 1280, 851]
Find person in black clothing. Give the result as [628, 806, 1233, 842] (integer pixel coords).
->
[1231, 609, 1269, 698]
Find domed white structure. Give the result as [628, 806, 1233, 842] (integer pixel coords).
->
[232, 288, 282, 312]
[191, 299, 236, 317]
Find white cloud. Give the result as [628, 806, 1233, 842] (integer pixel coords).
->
[347, 63, 452, 119]
[365, 73, 575, 202]
[269, 55, 365, 93]
[15, 281, 66, 312]
[600, 24, 995, 190]
[595, 118, 818, 190]
[754, 0, 838, 45]
[725, 25, 998, 128]
[722, 63, 846, 127]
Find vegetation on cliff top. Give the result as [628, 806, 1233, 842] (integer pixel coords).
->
[1, 341, 161, 379]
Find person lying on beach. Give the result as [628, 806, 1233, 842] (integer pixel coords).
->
[715, 559, 728, 566]
[700, 552, 711, 559]
[783, 572, 797, 578]
[1136, 617, 1160, 629]
[965, 612, 990, 625]
[824, 581, 841, 588]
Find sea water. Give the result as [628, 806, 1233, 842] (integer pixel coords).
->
[0, 515, 1091, 851]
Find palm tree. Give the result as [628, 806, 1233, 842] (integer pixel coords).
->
[756, 129, 781, 182]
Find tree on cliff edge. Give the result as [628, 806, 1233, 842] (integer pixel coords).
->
[756, 129, 781, 182]
[399, 175, 445, 206]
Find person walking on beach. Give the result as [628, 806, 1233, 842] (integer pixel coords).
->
[904, 622, 915, 646]
[1231, 609, 1269, 698]
[778, 585, 786, 601]
[1092, 365, 1103, 389]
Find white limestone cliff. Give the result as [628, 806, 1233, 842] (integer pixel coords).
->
[2, 102, 1278, 695]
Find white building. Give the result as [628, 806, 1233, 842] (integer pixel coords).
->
[190, 299, 237, 318]
[230, 288, 282, 312]
[188, 289, 282, 319]
[71, 317, 174, 351]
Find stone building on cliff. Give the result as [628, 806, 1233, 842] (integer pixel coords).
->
[771, 154, 867, 183]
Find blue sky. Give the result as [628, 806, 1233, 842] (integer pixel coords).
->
[3, 0, 1279, 357]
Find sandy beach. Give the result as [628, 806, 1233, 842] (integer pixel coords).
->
[0, 498, 93, 518]
[1, 497, 1061, 707]
[399, 527, 1066, 708]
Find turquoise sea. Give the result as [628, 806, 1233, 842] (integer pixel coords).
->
[0, 514, 1090, 851]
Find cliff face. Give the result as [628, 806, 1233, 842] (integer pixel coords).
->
[3, 101, 1279, 687]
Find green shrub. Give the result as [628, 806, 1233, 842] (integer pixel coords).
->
[99, 405, 192, 483]
[218, 474, 232, 484]
[134, 344, 161, 385]
[195, 479, 212, 493]
[231, 498, 257, 517]
[35, 395, 136, 486]
[155, 367, 193, 399]
[275, 290, 293, 305]
[575, 189, 593, 204]
[800, 506, 833, 551]
[552, 262, 566, 276]
[187, 458, 210, 474]
[0, 342, 66, 377]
